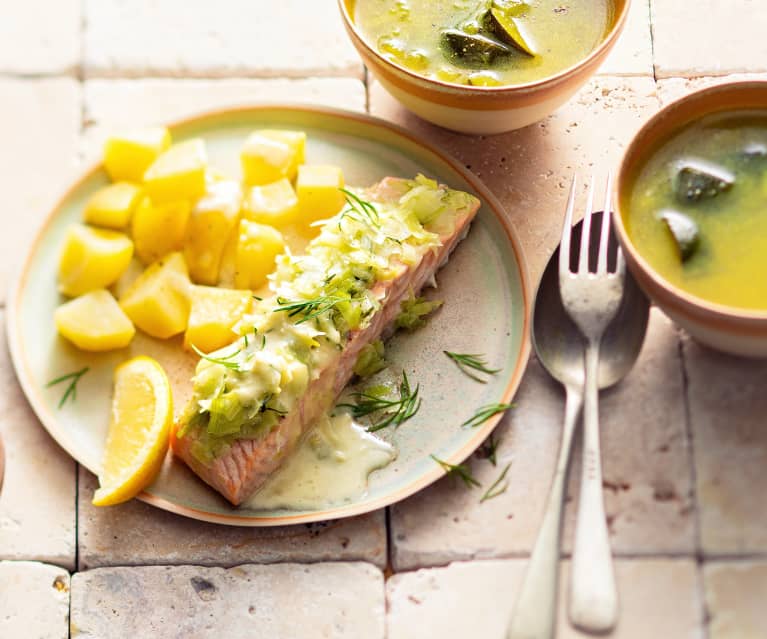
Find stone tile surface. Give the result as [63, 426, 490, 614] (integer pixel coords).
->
[82, 77, 366, 162]
[683, 335, 767, 555]
[651, 0, 767, 78]
[387, 558, 702, 639]
[389, 310, 694, 570]
[78, 468, 387, 569]
[0, 312, 77, 569]
[0, 78, 80, 304]
[83, 0, 362, 78]
[704, 561, 767, 639]
[0, 0, 80, 74]
[71, 562, 385, 638]
[598, 0, 653, 76]
[370, 75, 659, 284]
[0, 561, 70, 639]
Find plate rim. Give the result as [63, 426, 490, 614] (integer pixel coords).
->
[6, 103, 532, 526]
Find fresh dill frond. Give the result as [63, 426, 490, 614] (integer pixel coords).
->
[462, 402, 514, 428]
[274, 295, 346, 324]
[46, 366, 89, 409]
[243, 333, 249, 348]
[477, 432, 500, 466]
[339, 371, 421, 432]
[430, 454, 480, 489]
[191, 344, 244, 371]
[480, 463, 511, 503]
[252, 295, 263, 301]
[443, 351, 501, 383]
[339, 188, 380, 227]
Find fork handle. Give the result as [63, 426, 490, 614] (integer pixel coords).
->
[569, 342, 618, 633]
[507, 386, 582, 639]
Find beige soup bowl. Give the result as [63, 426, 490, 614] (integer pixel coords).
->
[614, 81, 767, 358]
[338, 0, 631, 134]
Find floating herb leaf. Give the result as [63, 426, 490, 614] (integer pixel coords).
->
[339, 371, 421, 432]
[191, 344, 244, 371]
[462, 402, 514, 428]
[274, 295, 346, 324]
[480, 463, 511, 503]
[46, 366, 89, 409]
[443, 351, 501, 383]
[430, 454, 480, 488]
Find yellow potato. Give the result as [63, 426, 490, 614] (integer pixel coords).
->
[240, 130, 306, 185]
[242, 178, 299, 228]
[119, 252, 191, 339]
[184, 285, 253, 353]
[295, 165, 345, 225]
[54, 289, 135, 351]
[58, 224, 134, 297]
[183, 180, 241, 285]
[234, 220, 285, 290]
[83, 182, 143, 230]
[143, 138, 207, 204]
[103, 127, 171, 183]
[131, 196, 191, 264]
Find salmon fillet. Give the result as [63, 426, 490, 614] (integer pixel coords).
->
[171, 176, 480, 505]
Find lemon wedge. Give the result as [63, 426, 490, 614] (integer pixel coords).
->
[92, 356, 173, 506]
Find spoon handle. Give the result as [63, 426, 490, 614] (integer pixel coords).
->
[569, 341, 618, 633]
[507, 386, 582, 639]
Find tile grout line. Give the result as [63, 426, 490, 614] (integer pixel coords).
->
[647, 0, 658, 82]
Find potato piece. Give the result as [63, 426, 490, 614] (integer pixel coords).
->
[83, 182, 143, 230]
[132, 196, 191, 264]
[55, 289, 135, 351]
[143, 138, 207, 204]
[184, 285, 253, 353]
[58, 224, 134, 297]
[103, 127, 171, 182]
[242, 178, 299, 228]
[240, 130, 306, 185]
[183, 180, 241, 285]
[234, 220, 285, 290]
[295, 165, 345, 224]
[119, 252, 191, 339]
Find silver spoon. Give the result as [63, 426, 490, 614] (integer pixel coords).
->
[507, 211, 649, 639]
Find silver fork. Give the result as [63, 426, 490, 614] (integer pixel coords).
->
[560, 175, 621, 633]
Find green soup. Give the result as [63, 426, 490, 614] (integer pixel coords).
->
[351, 0, 614, 86]
[624, 111, 767, 310]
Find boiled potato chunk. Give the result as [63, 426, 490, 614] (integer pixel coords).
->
[242, 178, 299, 228]
[103, 127, 171, 183]
[234, 220, 285, 290]
[241, 130, 306, 185]
[55, 289, 135, 351]
[83, 182, 143, 230]
[119, 252, 191, 339]
[184, 180, 241, 285]
[296, 165, 345, 224]
[58, 224, 134, 297]
[143, 138, 207, 204]
[184, 286, 253, 353]
[132, 196, 190, 264]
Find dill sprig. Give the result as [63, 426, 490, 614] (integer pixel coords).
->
[430, 454, 480, 488]
[274, 295, 345, 324]
[46, 366, 89, 409]
[443, 351, 501, 383]
[339, 188, 380, 227]
[477, 432, 500, 466]
[339, 371, 421, 432]
[462, 402, 514, 428]
[480, 463, 511, 503]
[191, 344, 244, 371]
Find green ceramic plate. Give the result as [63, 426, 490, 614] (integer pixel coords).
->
[7, 105, 531, 526]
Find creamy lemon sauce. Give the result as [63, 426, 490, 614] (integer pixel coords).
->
[244, 411, 396, 510]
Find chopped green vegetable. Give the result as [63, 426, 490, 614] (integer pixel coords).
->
[440, 28, 512, 65]
[353, 340, 388, 378]
[431, 454, 481, 488]
[660, 209, 700, 262]
[487, 7, 536, 56]
[462, 402, 514, 428]
[339, 371, 421, 432]
[675, 160, 734, 202]
[46, 366, 89, 409]
[396, 292, 443, 330]
[444, 351, 500, 382]
[480, 462, 511, 502]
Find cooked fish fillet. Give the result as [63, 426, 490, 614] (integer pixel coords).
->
[171, 176, 480, 505]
